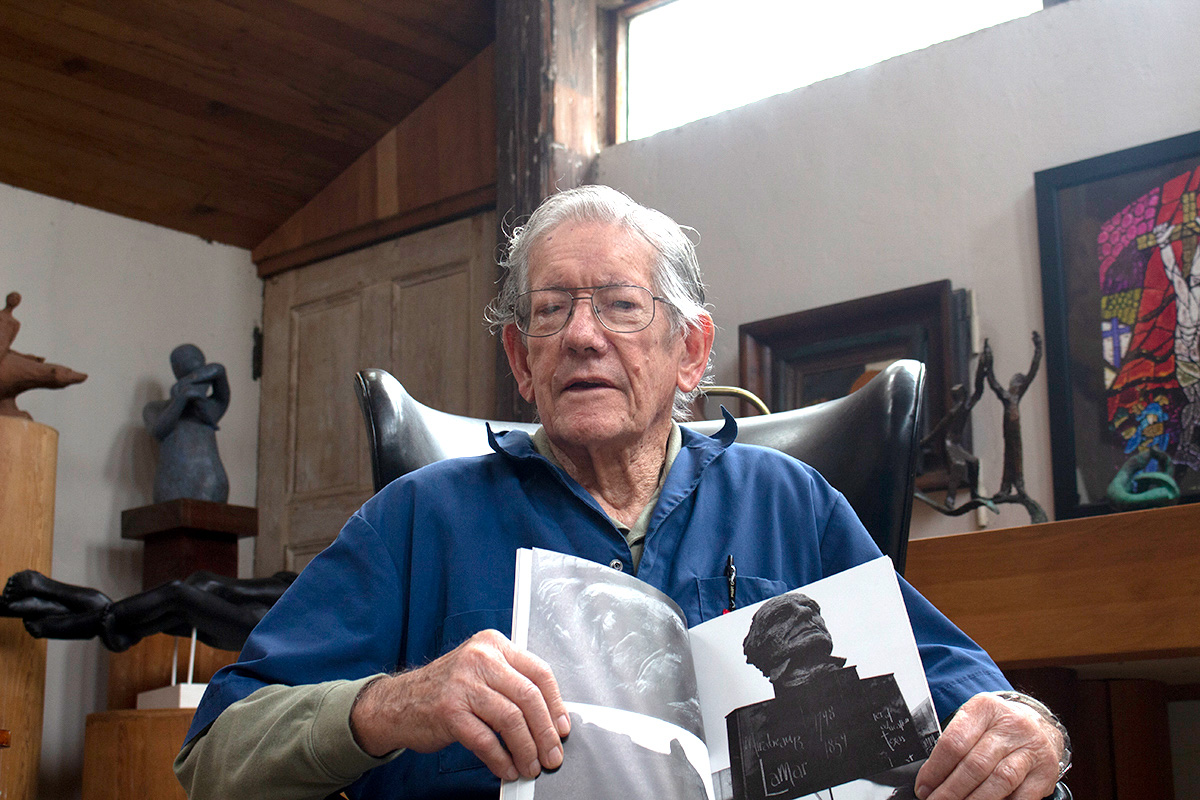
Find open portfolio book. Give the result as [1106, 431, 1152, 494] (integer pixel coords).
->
[501, 551, 941, 800]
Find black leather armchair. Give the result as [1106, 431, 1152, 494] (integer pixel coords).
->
[353, 363, 1078, 799]
[354, 359, 925, 574]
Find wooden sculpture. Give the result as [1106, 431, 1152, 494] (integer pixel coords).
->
[0, 292, 87, 419]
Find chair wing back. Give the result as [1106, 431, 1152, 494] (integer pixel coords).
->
[354, 369, 540, 492]
[686, 360, 925, 574]
[355, 359, 925, 574]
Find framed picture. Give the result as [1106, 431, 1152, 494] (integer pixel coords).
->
[738, 281, 971, 489]
[1036, 130, 1200, 519]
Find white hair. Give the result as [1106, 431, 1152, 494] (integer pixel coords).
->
[485, 185, 714, 420]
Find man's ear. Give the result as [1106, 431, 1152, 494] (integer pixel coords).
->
[502, 324, 536, 403]
[677, 313, 715, 393]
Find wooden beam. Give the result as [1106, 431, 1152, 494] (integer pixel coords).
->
[905, 504, 1200, 668]
[254, 185, 497, 277]
[494, 0, 601, 419]
[495, 0, 599, 224]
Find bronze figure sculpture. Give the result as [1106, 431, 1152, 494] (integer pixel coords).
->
[0, 569, 297, 652]
[917, 332, 1048, 524]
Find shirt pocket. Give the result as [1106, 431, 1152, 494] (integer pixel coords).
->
[435, 607, 512, 774]
[694, 575, 791, 622]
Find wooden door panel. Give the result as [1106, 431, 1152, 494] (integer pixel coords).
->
[292, 293, 366, 495]
[257, 211, 497, 574]
[395, 267, 472, 414]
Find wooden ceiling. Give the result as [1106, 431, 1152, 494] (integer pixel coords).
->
[0, 0, 495, 250]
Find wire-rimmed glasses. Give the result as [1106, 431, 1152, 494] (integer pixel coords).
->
[513, 285, 670, 337]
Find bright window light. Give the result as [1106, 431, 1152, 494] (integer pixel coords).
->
[624, 0, 1042, 140]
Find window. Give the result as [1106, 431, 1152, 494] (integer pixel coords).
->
[620, 0, 1043, 141]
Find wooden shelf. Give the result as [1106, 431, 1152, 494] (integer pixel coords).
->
[905, 503, 1200, 669]
[121, 498, 257, 540]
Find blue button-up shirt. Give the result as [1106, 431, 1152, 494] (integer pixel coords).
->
[187, 418, 1008, 798]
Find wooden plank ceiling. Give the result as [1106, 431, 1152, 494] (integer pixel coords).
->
[0, 0, 495, 250]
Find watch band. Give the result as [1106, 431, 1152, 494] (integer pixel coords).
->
[993, 690, 1072, 780]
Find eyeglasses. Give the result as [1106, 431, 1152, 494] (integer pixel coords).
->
[513, 285, 671, 337]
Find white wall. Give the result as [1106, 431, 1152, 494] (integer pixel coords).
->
[596, 0, 1200, 537]
[0, 183, 260, 799]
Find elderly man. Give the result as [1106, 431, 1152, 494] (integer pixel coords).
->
[176, 186, 1068, 800]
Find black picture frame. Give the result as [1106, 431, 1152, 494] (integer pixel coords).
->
[738, 281, 971, 490]
[1035, 130, 1200, 519]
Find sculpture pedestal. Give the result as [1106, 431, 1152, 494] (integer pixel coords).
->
[120, 499, 256, 590]
[107, 634, 237, 711]
[82, 709, 191, 800]
[0, 416, 57, 800]
[111, 499, 252, 712]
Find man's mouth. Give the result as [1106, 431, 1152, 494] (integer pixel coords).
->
[562, 379, 613, 392]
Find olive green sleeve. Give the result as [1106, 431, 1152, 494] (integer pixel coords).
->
[174, 676, 401, 800]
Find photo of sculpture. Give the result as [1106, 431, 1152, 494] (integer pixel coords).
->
[686, 559, 938, 800]
[517, 549, 711, 800]
[725, 593, 937, 800]
[531, 708, 708, 800]
[525, 550, 702, 738]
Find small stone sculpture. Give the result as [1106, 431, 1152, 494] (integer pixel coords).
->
[143, 344, 230, 503]
[0, 291, 87, 419]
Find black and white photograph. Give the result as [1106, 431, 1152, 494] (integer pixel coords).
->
[507, 548, 713, 800]
[689, 558, 938, 800]
[508, 552, 937, 800]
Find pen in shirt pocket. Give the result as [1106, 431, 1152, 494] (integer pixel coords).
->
[724, 554, 737, 613]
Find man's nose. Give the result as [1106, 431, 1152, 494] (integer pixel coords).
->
[561, 296, 608, 348]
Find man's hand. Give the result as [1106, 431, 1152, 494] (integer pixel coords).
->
[915, 692, 1064, 800]
[349, 629, 571, 782]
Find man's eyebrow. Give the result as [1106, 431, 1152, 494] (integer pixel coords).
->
[531, 280, 634, 291]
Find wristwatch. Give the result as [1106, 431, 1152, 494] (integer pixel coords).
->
[993, 690, 1072, 780]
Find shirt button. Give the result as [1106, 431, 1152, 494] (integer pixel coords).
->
[609, 559, 624, 572]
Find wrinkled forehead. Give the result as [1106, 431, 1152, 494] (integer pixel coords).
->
[526, 219, 658, 290]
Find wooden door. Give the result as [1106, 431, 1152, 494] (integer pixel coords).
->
[256, 212, 497, 574]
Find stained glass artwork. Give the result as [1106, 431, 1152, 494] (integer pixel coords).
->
[1102, 177, 1200, 469]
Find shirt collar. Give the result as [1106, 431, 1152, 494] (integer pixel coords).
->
[486, 408, 738, 461]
